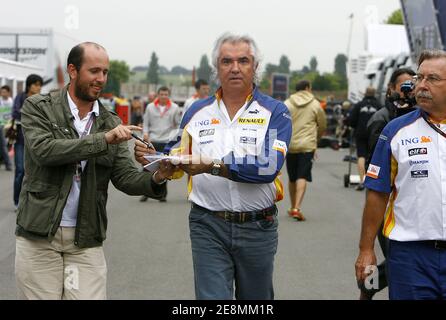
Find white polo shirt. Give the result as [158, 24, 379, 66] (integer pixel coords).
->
[165, 87, 292, 212]
[365, 108, 446, 241]
[60, 93, 99, 227]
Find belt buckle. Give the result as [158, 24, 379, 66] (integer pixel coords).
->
[224, 211, 231, 222]
[434, 241, 445, 250]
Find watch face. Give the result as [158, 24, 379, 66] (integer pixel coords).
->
[211, 166, 220, 175]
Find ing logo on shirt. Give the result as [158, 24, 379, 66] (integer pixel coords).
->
[194, 118, 221, 127]
[401, 136, 432, 146]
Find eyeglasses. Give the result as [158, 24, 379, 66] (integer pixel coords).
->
[413, 74, 446, 86]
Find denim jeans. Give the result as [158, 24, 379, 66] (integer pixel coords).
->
[13, 142, 24, 206]
[189, 204, 278, 300]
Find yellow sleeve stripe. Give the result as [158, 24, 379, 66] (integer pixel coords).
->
[383, 155, 398, 237]
[272, 146, 287, 156]
[169, 126, 193, 180]
[274, 173, 284, 202]
[383, 189, 397, 237]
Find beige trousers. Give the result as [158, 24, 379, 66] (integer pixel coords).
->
[15, 227, 107, 300]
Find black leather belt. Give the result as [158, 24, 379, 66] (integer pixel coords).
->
[423, 240, 446, 250]
[192, 203, 276, 223]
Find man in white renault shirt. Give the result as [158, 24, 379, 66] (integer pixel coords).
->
[15, 42, 173, 299]
[136, 33, 292, 299]
[356, 49, 446, 299]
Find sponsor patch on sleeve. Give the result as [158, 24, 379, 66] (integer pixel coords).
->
[272, 139, 287, 155]
[366, 164, 381, 179]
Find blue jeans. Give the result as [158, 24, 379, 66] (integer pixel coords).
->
[388, 240, 446, 300]
[189, 204, 278, 300]
[13, 142, 24, 206]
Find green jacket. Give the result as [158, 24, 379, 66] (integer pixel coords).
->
[16, 86, 166, 248]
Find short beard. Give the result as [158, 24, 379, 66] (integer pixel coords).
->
[74, 78, 99, 102]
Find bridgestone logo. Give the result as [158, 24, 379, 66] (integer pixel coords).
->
[0, 48, 48, 55]
[408, 148, 427, 157]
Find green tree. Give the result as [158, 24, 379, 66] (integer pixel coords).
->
[103, 60, 130, 96]
[310, 74, 330, 91]
[147, 52, 159, 84]
[289, 71, 318, 93]
[310, 56, 318, 72]
[197, 54, 212, 82]
[301, 66, 310, 74]
[278, 55, 290, 74]
[334, 53, 348, 77]
[265, 63, 279, 77]
[158, 66, 169, 75]
[386, 9, 403, 25]
[171, 65, 191, 75]
[259, 77, 271, 93]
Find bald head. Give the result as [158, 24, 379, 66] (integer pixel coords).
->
[67, 42, 109, 103]
[67, 42, 107, 72]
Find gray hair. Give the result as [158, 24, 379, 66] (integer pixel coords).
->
[211, 32, 262, 84]
[418, 49, 446, 68]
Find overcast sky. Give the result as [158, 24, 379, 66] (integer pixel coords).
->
[2, 0, 401, 73]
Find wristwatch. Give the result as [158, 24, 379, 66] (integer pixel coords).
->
[152, 170, 167, 185]
[210, 159, 223, 176]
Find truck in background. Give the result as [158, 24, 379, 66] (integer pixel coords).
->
[348, 0, 446, 105]
[0, 27, 65, 96]
[0, 58, 43, 97]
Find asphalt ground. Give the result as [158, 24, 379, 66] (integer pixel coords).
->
[0, 147, 386, 300]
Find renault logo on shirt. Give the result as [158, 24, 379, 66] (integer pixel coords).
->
[238, 118, 266, 125]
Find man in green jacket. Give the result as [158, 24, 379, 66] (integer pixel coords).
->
[15, 42, 174, 300]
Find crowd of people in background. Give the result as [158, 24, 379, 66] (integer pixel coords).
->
[5, 39, 446, 301]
